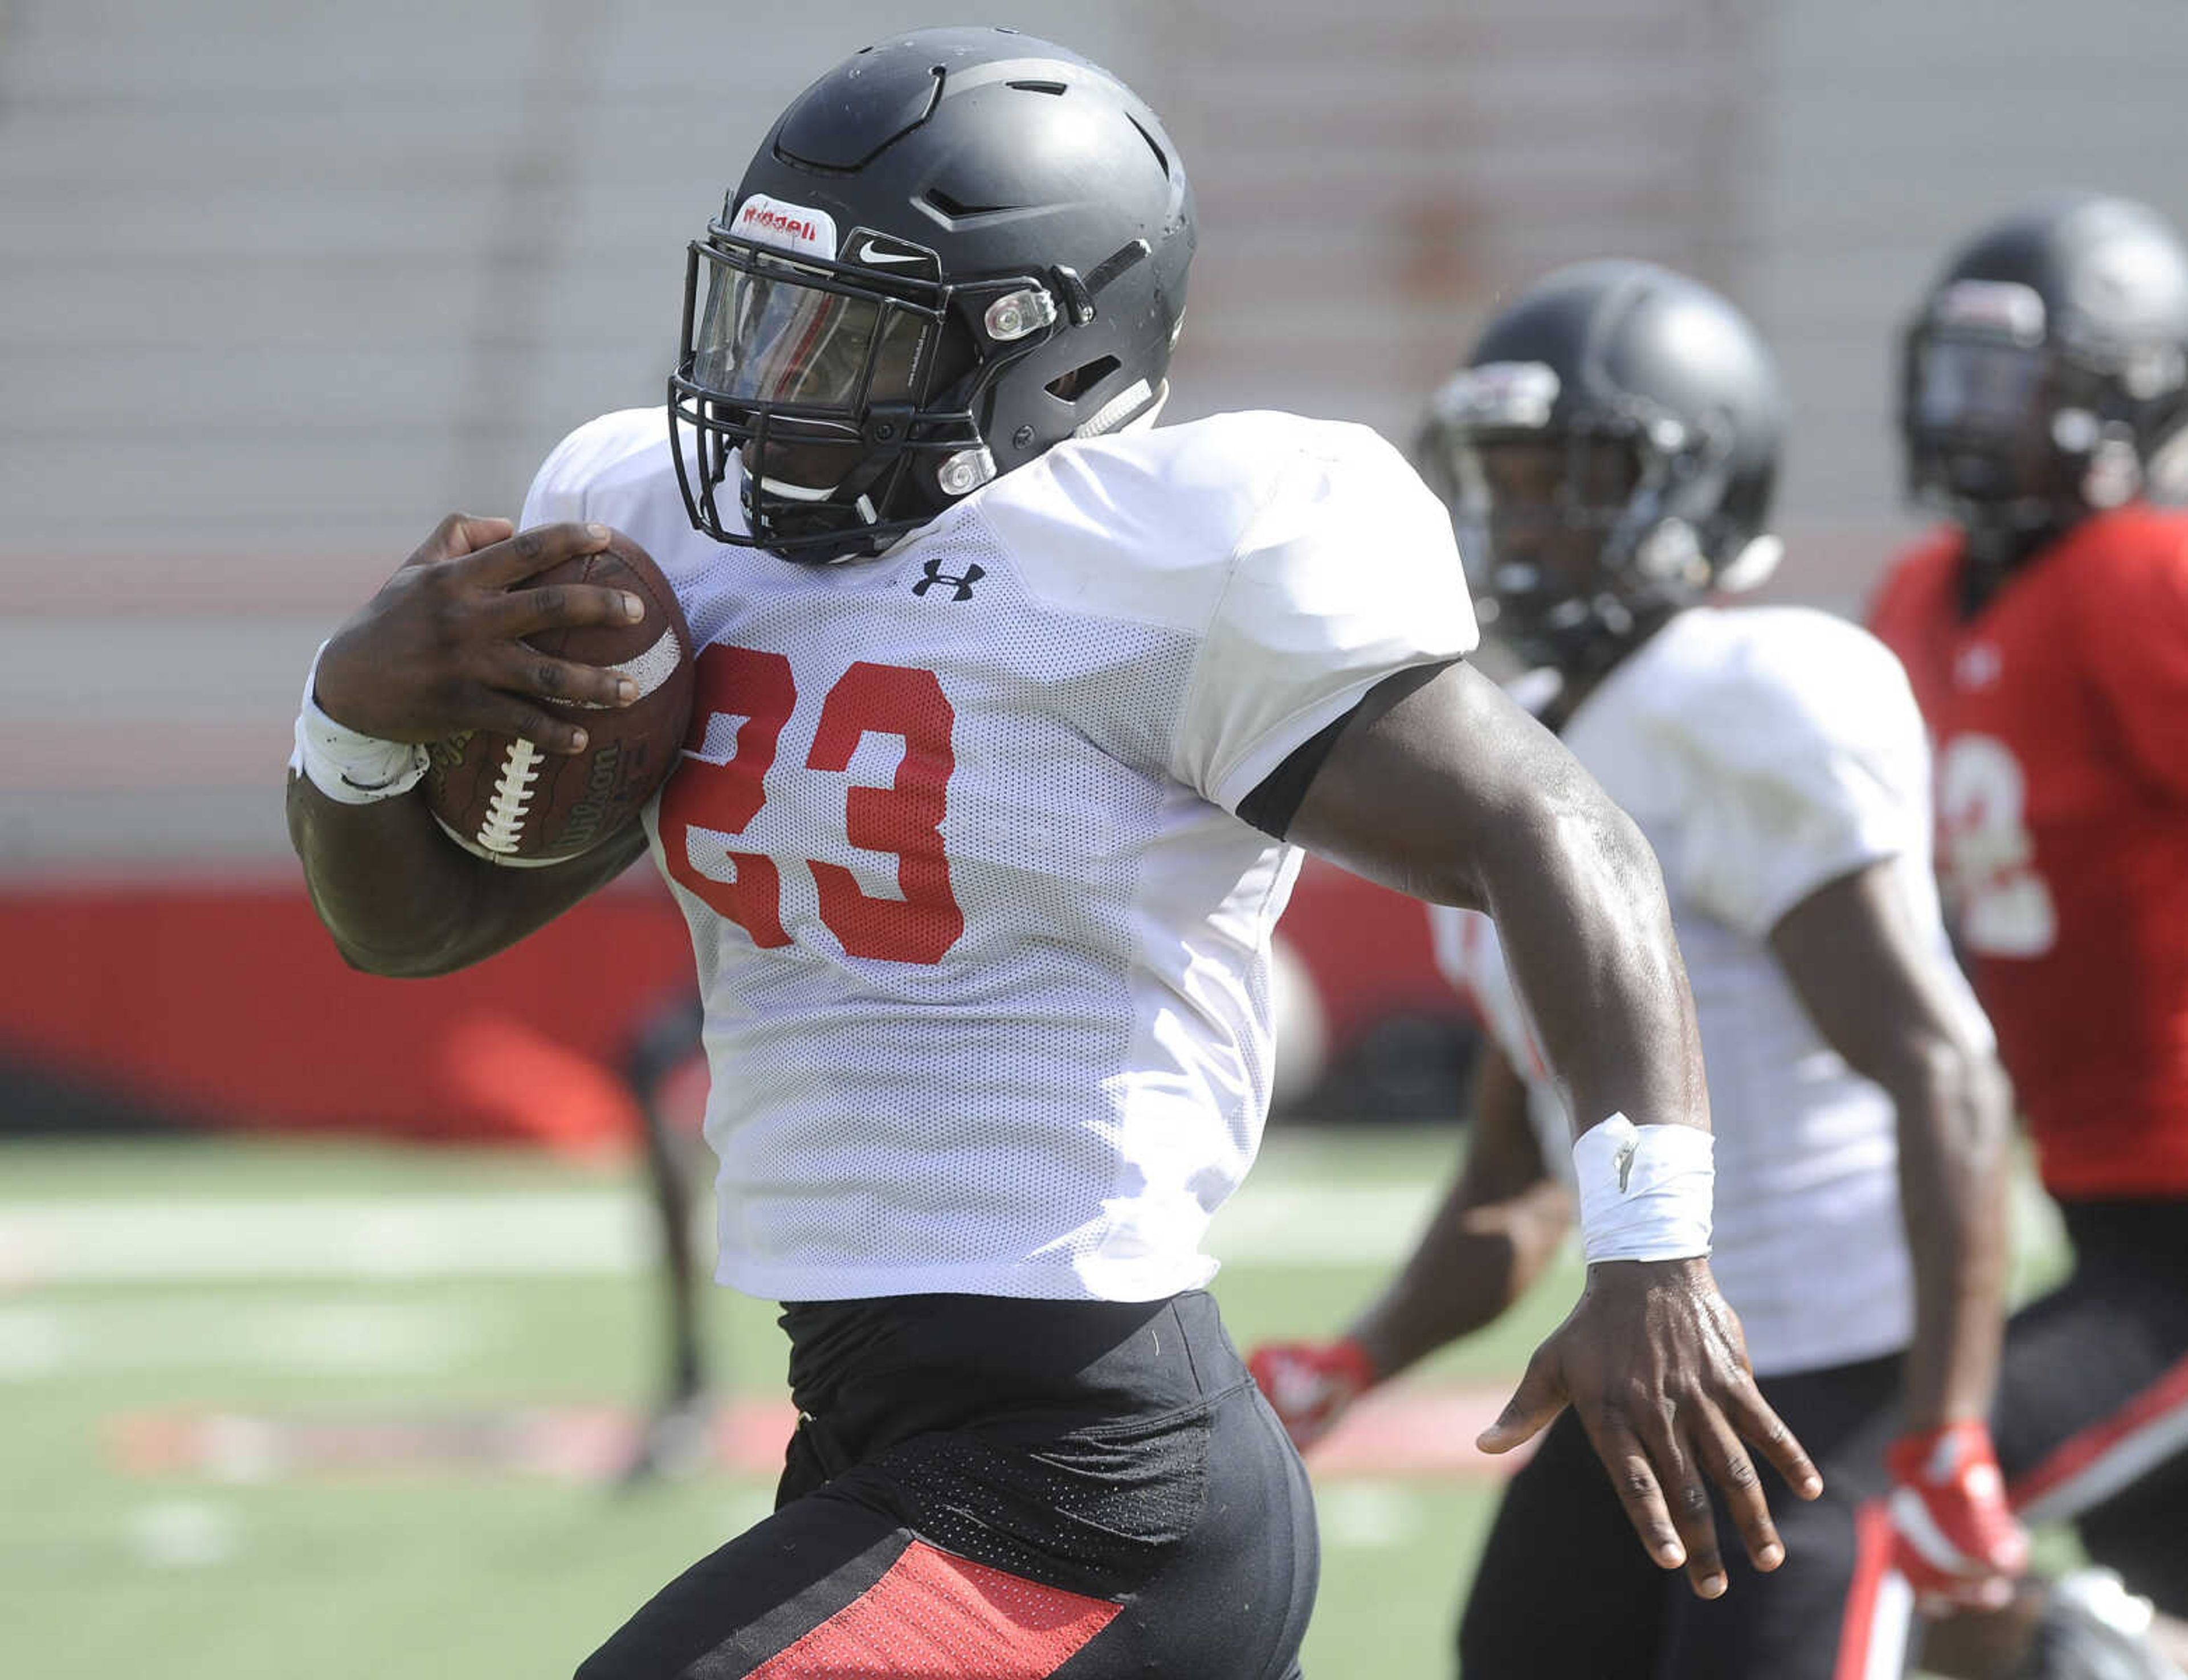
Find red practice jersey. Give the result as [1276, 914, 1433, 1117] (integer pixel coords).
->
[1870, 504, 2188, 1199]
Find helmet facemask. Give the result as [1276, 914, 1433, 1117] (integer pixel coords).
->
[1423, 361, 1776, 674]
[1903, 275, 2188, 535]
[671, 225, 1060, 562]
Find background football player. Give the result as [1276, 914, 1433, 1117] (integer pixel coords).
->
[1871, 193, 2188, 1677]
[1248, 260, 2035, 1680]
[284, 29, 1819, 1678]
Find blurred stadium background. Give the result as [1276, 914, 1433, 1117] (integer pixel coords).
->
[0, 1, 2174, 1674]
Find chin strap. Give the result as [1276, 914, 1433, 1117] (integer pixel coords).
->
[746, 377, 1175, 563]
[1073, 377, 1168, 439]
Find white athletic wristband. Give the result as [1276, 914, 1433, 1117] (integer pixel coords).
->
[289, 641, 428, 805]
[1572, 1113, 1714, 1265]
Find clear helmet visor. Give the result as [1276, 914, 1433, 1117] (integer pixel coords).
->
[1913, 337, 2048, 434]
[692, 250, 932, 411]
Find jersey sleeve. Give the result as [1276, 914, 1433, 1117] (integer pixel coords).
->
[520, 426, 594, 530]
[1169, 427, 1479, 812]
[2080, 518, 2188, 798]
[1667, 620, 1934, 940]
[518, 408, 667, 530]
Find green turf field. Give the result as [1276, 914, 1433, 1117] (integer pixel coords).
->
[0, 1126, 2068, 1678]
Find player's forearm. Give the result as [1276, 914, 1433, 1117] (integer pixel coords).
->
[1352, 1050, 1573, 1376]
[287, 774, 641, 976]
[287, 773, 508, 974]
[1477, 785, 1709, 1141]
[1887, 1037, 2015, 1429]
[1350, 1178, 1573, 1380]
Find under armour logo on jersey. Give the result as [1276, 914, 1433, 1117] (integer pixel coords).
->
[912, 556, 985, 602]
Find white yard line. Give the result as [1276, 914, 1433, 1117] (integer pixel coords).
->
[0, 1297, 474, 1380]
[0, 1193, 657, 1283]
[0, 1185, 1438, 1285]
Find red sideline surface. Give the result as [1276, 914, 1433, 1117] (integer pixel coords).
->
[0, 876, 695, 1151]
[0, 860, 1458, 1149]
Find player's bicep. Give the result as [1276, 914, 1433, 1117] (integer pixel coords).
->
[1284, 658, 1609, 910]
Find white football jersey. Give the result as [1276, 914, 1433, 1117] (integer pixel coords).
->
[524, 406, 1477, 1303]
[1431, 606, 1991, 1377]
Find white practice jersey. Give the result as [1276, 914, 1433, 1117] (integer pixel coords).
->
[1431, 606, 1992, 1378]
[525, 406, 1477, 1303]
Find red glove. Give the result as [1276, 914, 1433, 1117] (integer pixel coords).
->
[1246, 1338, 1379, 1452]
[1885, 1420, 2030, 1610]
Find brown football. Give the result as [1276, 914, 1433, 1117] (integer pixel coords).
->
[425, 529, 695, 867]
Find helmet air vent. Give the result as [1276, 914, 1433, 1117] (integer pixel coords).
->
[1125, 112, 1169, 177]
[924, 186, 1012, 222]
[1047, 356, 1120, 401]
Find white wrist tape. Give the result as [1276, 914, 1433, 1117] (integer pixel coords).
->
[289, 641, 428, 805]
[1572, 1113, 1714, 1265]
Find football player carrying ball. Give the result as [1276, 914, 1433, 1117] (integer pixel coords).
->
[288, 28, 1819, 1678]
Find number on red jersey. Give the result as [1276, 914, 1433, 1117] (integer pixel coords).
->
[1936, 733, 2057, 957]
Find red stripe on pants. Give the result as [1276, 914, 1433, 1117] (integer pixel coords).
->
[749, 1540, 1121, 1678]
[2007, 1351, 2188, 1522]
[1834, 1499, 1902, 1680]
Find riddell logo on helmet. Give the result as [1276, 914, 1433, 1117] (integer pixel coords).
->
[742, 207, 817, 241]
[734, 194, 839, 260]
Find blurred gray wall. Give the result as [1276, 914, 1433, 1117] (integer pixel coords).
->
[2, 0, 2184, 869]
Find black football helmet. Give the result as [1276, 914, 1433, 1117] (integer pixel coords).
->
[1901, 194, 2188, 533]
[669, 26, 1195, 562]
[1415, 260, 1785, 674]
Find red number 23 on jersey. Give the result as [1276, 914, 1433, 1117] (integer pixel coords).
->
[657, 645, 965, 965]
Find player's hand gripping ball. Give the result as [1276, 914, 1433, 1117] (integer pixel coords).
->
[427, 529, 695, 865]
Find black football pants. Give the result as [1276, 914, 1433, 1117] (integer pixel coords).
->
[1456, 1352, 1903, 1680]
[1993, 1199, 2188, 1618]
[575, 1290, 1317, 1679]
